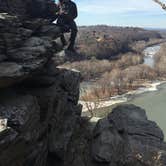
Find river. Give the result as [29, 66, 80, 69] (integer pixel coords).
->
[126, 83, 166, 138]
[127, 44, 166, 137]
[81, 43, 166, 138]
[143, 44, 160, 67]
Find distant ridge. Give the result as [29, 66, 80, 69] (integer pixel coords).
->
[144, 27, 166, 31]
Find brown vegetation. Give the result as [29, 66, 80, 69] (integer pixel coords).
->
[62, 26, 166, 102]
[76, 26, 162, 59]
[154, 44, 166, 76]
[81, 64, 157, 101]
[80, 42, 166, 101]
[62, 53, 143, 81]
[131, 38, 166, 53]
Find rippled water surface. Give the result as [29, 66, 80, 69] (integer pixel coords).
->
[127, 83, 166, 138]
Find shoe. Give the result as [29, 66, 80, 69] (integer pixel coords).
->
[67, 48, 76, 53]
[67, 45, 76, 52]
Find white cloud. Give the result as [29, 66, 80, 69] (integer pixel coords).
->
[77, 0, 166, 15]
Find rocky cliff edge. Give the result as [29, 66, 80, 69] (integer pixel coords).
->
[0, 1, 166, 166]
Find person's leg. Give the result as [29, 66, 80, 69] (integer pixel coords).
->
[67, 21, 78, 51]
[57, 17, 67, 46]
[60, 34, 67, 46]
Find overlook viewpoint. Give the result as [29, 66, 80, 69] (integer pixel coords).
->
[0, 0, 166, 166]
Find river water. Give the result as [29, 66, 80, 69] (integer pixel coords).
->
[126, 82, 166, 138]
[143, 45, 160, 67]
[127, 44, 166, 137]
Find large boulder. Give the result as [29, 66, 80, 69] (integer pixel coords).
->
[92, 104, 166, 166]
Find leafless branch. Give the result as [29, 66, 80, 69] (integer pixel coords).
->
[153, 0, 166, 10]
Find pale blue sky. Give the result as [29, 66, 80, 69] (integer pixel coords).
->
[72, 0, 166, 28]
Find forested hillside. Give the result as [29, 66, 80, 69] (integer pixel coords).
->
[75, 25, 162, 59]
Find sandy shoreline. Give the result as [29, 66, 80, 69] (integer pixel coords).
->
[79, 81, 166, 113]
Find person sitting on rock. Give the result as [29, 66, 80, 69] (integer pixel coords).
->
[56, 0, 78, 52]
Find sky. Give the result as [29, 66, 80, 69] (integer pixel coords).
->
[72, 0, 166, 28]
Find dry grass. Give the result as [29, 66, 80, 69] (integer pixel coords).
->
[62, 53, 143, 81]
[81, 64, 157, 101]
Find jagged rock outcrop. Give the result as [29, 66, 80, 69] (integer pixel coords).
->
[0, 65, 82, 166]
[0, 0, 82, 166]
[92, 105, 166, 166]
[0, 0, 60, 88]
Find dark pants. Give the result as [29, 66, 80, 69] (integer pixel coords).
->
[57, 16, 77, 50]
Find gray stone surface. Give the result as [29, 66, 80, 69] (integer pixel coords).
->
[0, 1, 82, 166]
[0, 66, 81, 166]
[0, 2, 60, 88]
[92, 104, 166, 166]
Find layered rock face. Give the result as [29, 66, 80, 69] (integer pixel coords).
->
[0, 66, 82, 166]
[0, 1, 82, 166]
[0, 0, 57, 18]
[0, 0, 60, 88]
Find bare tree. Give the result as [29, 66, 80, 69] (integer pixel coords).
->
[80, 88, 103, 119]
[153, 0, 166, 10]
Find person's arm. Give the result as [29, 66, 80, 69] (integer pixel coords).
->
[69, 2, 78, 19]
